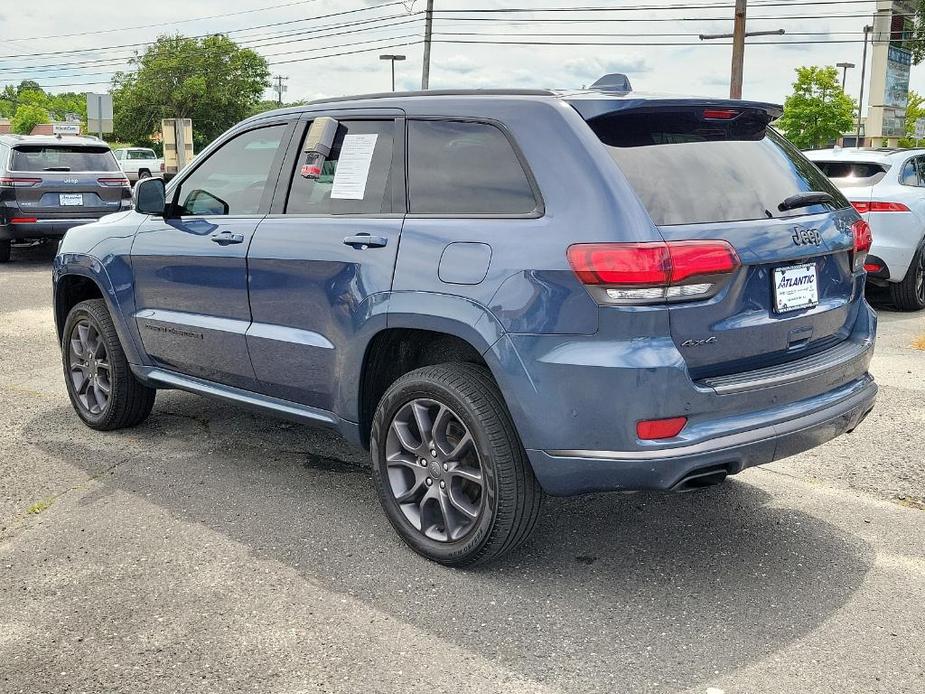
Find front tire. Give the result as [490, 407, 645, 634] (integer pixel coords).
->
[370, 363, 543, 567]
[62, 299, 156, 430]
[890, 243, 925, 311]
[138, 169, 151, 180]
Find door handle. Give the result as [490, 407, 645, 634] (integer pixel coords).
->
[343, 234, 387, 250]
[211, 230, 245, 246]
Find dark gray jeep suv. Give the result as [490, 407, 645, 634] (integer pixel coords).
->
[0, 134, 131, 262]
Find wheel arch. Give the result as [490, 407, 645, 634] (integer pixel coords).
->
[350, 292, 532, 450]
[54, 256, 145, 365]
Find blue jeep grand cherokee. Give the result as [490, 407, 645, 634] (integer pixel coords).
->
[53, 89, 878, 565]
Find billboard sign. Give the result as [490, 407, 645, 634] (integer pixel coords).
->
[881, 6, 915, 137]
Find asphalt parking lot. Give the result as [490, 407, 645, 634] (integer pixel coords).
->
[1, 243, 923, 693]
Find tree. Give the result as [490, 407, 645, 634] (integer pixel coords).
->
[112, 34, 270, 150]
[899, 90, 925, 147]
[11, 103, 49, 134]
[776, 66, 857, 150]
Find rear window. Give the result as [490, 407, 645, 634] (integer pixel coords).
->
[589, 110, 846, 226]
[812, 160, 889, 187]
[10, 145, 120, 172]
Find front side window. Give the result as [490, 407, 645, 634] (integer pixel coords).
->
[128, 149, 156, 160]
[175, 125, 286, 216]
[286, 120, 395, 215]
[407, 120, 538, 215]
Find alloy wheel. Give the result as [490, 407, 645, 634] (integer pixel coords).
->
[384, 398, 484, 542]
[915, 252, 925, 305]
[68, 319, 112, 415]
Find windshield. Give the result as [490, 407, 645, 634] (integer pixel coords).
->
[588, 109, 847, 226]
[11, 145, 120, 172]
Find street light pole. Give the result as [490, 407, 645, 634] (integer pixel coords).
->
[857, 25, 873, 146]
[836, 62, 856, 91]
[379, 54, 407, 91]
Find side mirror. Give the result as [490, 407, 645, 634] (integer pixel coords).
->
[133, 177, 166, 216]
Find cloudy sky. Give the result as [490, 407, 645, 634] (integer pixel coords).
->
[0, 0, 921, 107]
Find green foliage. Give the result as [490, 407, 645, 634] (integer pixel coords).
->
[0, 82, 88, 130]
[777, 66, 857, 150]
[899, 90, 925, 147]
[112, 34, 270, 150]
[11, 103, 50, 134]
[248, 99, 308, 117]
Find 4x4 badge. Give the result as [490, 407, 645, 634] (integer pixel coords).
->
[792, 226, 822, 246]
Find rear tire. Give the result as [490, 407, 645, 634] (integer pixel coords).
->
[889, 243, 925, 311]
[62, 299, 156, 430]
[370, 362, 543, 567]
[0, 240, 10, 263]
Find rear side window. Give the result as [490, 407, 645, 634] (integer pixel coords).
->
[286, 120, 394, 215]
[814, 160, 889, 187]
[11, 145, 119, 172]
[589, 110, 846, 226]
[407, 120, 538, 215]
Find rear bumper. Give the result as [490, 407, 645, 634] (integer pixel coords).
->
[528, 374, 877, 495]
[0, 218, 101, 240]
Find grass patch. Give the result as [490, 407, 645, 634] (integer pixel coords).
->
[26, 498, 53, 515]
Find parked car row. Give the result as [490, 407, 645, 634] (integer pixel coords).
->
[51, 89, 878, 565]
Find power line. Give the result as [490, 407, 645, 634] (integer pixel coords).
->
[0, 0, 329, 43]
[0, 1, 410, 60]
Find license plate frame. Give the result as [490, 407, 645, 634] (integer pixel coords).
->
[773, 262, 819, 313]
[59, 193, 83, 206]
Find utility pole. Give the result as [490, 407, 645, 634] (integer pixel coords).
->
[700, 4, 784, 101]
[730, 0, 747, 99]
[421, 0, 434, 89]
[837, 62, 856, 91]
[856, 25, 873, 146]
[273, 75, 289, 107]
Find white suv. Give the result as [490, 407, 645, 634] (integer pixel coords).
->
[805, 148, 925, 310]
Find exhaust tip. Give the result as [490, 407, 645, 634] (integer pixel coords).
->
[671, 465, 729, 492]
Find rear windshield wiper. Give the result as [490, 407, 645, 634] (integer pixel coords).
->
[43, 166, 71, 171]
[778, 191, 836, 212]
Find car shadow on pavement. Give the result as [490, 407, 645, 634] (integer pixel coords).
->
[22, 392, 875, 692]
[4, 240, 57, 267]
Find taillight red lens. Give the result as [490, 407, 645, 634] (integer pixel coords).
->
[0, 176, 41, 187]
[853, 220, 873, 254]
[667, 241, 740, 283]
[10, 217, 37, 224]
[98, 177, 130, 187]
[863, 262, 882, 273]
[567, 241, 739, 304]
[566, 243, 670, 285]
[637, 417, 688, 440]
[852, 201, 909, 213]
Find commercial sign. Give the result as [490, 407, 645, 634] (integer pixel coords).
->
[882, 2, 915, 137]
[52, 123, 80, 135]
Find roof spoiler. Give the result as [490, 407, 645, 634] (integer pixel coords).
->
[567, 97, 783, 122]
[590, 73, 633, 93]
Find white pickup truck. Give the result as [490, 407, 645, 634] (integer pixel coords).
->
[113, 147, 163, 183]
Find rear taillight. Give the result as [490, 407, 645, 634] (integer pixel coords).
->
[10, 217, 37, 224]
[98, 177, 130, 188]
[637, 416, 688, 440]
[851, 201, 909, 214]
[0, 176, 41, 187]
[852, 219, 873, 272]
[567, 240, 740, 304]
